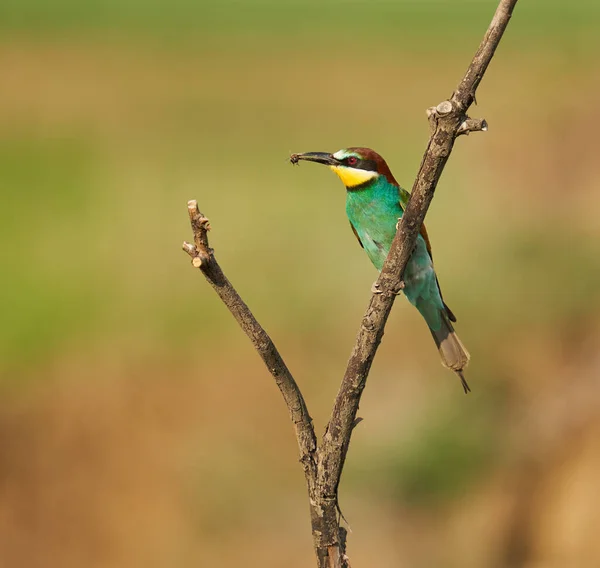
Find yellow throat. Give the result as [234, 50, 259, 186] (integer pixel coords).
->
[329, 166, 378, 188]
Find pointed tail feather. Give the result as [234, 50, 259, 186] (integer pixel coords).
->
[430, 313, 471, 393]
[456, 370, 471, 394]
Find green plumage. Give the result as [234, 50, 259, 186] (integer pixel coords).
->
[290, 147, 470, 392]
[345, 177, 445, 331]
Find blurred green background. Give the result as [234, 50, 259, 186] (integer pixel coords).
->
[1, 1, 599, 566]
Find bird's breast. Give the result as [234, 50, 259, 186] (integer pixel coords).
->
[347, 205, 401, 271]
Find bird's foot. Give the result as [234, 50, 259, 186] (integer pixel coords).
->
[372, 281, 405, 295]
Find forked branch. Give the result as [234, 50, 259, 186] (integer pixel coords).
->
[182, 1, 518, 566]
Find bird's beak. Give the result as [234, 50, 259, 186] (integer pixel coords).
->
[290, 152, 339, 166]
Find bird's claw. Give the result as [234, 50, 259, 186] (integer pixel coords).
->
[372, 281, 405, 295]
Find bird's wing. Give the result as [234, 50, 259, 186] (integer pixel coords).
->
[398, 185, 456, 322]
[349, 221, 364, 248]
[419, 223, 434, 261]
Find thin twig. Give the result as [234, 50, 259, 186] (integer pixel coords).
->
[182, 201, 318, 484]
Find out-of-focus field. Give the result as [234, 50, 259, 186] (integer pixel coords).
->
[1, 1, 599, 566]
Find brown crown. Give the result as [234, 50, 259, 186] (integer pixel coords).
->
[346, 147, 399, 186]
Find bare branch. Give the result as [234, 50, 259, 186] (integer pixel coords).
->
[182, 200, 318, 483]
[453, 0, 519, 110]
[316, 0, 519, 560]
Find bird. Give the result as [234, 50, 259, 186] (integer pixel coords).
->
[290, 147, 470, 393]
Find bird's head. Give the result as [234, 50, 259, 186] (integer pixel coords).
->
[290, 147, 398, 189]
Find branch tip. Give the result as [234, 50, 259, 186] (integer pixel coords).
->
[435, 100, 453, 115]
[457, 117, 489, 136]
[182, 241, 197, 256]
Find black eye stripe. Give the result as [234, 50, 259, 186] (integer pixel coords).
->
[345, 157, 377, 171]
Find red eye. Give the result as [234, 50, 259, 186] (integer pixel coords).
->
[347, 156, 358, 166]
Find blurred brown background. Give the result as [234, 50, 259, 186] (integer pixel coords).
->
[1, 1, 599, 566]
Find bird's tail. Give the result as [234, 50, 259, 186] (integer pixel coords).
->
[429, 312, 471, 393]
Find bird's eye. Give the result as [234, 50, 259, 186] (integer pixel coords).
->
[347, 156, 358, 166]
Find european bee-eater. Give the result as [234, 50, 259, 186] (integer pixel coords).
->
[291, 147, 470, 393]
